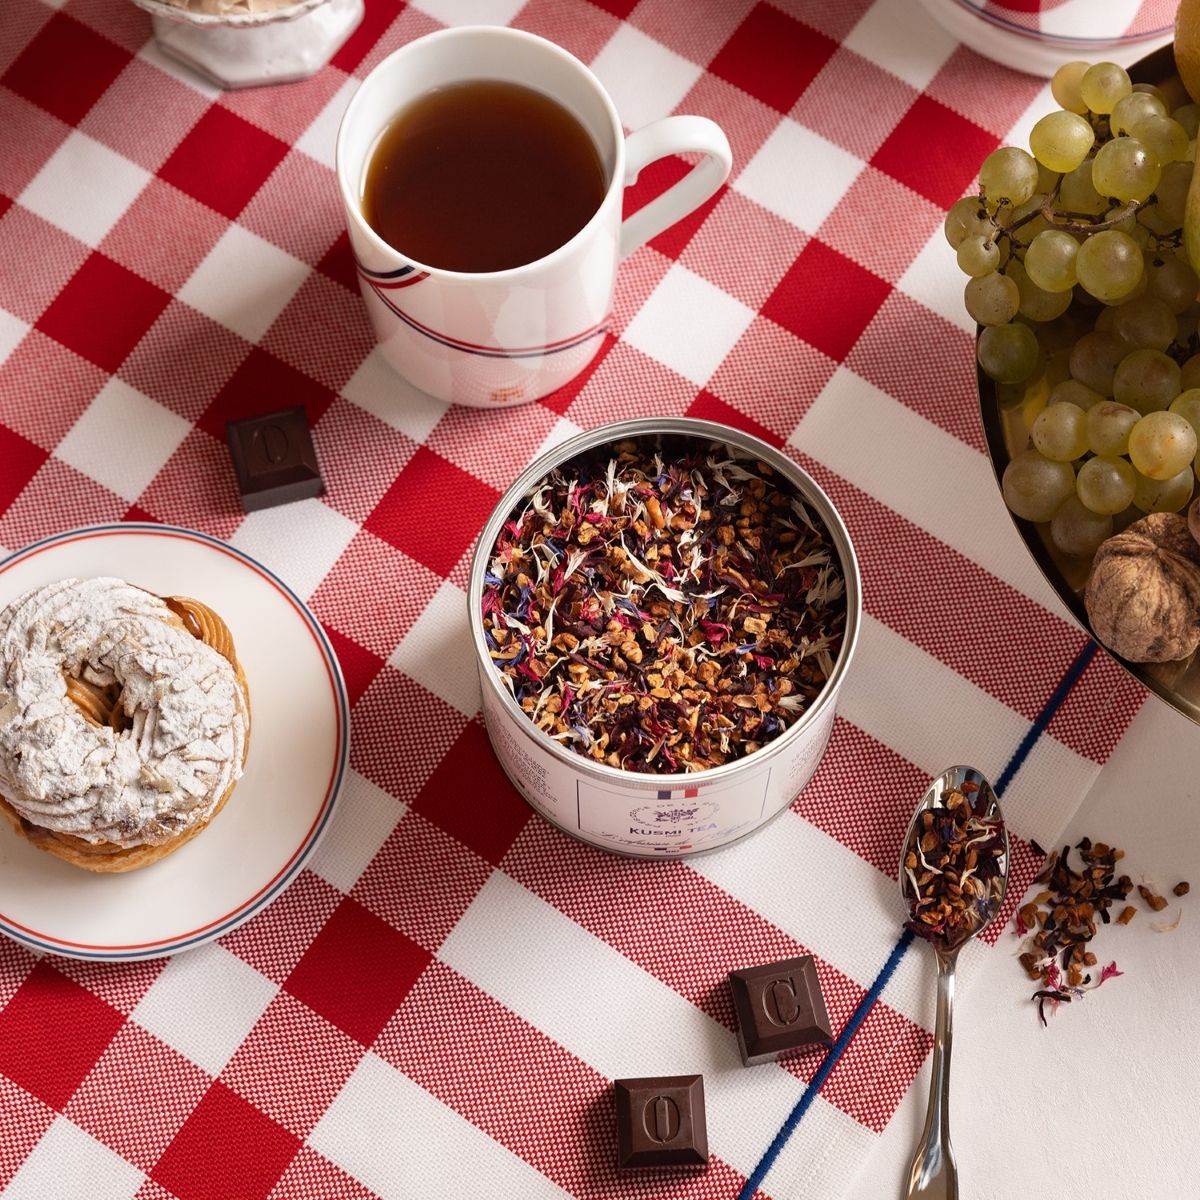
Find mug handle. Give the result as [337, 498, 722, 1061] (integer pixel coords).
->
[619, 116, 733, 260]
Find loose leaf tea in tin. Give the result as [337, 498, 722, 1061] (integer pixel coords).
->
[480, 436, 847, 774]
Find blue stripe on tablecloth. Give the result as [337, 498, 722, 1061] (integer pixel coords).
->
[737, 640, 1098, 1199]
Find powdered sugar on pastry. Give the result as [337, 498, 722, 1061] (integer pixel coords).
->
[153, 0, 301, 14]
[0, 578, 248, 848]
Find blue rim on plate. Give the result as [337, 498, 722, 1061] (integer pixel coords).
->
[0, 523, 350, 961]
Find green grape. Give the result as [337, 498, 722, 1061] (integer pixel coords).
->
[1069, 329, 1130, 394]
[1113, 206, 1155, 246]
[1005, 194, 1049, 246]
[943, 196, 992, 249]
[1008, 259, 1073, 322]
[1176, 307, 1199, 346]
[1025, 229, 1079, 292]
[1131, 82, 1167, 104]
[1110, 295, 1177, 351]
[1038, 318, 1084, 359]
[1059, 162, 1109, 216]
[1080, 62, 1132, 114]
[979, 146, 1040, 210]
[1138, 203, 1179, 237]
[1035, 161, 1061, 195]
[1144, 252, 1199, 314]
[1050, 379, 1104, 409]
[1091, 137, 1160, 202]
[965, 272, 1020, 325]
[1112, 347, 1181, 413]
[1051, 61, 1090, 114]
[1044, 345, 1073, 386]
[1115, 268, 1148, 302]
[1110, 91, 1167, 135]
[1075, 230, 1144, 302]
[1156, 162, 1193, 230]
[1093, 303, 1119, 332]
[1032, 399, 1089, 460]
[978, 322, 1039, 382]
[1029, 110, 1095, 172]
[1050, 495, 1113, 557]
[1077, 455, 1137, 514]
[1133, 464, 1194, 512]
[1129, 115, 1190, 166]
[1169, 389, 1200, 438]
[1086, 400, 1141, 455]
[956, 234, 1001, 278]
[1183, 355, 1200, 391]
[1002, 450, 1076, 521]
[1128, 410, 1198, 478]
[1174, 103, 1200, 138]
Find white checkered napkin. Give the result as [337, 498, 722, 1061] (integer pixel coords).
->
[0, 0, 1151, 1198]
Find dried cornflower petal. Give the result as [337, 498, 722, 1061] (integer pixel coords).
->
[900, 784, 1005, 949]
[481, 436, 847, 773]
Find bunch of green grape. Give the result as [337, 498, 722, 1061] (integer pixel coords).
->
[948, 60, 1200, 559]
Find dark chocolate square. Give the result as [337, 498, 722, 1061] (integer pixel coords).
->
[226, 406, 324, 512]
[614, 1075, 708, 1169]
[729, 954, 833, 1066]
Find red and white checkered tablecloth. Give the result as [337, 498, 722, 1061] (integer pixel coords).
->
[0, 1, 1154, 1197]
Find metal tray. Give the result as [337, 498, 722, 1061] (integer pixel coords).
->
[977, 42, 1200, 726]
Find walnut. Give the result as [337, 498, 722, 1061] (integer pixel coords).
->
[1190, 498, 1200, 550]
[1084, 512, 1200, 663]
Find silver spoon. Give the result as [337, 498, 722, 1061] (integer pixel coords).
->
[898, 765, 1009, 1200]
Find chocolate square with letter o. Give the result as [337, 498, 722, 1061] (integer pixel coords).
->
[729, 954, 833, 1066]
[614, 1075, 708, 1169]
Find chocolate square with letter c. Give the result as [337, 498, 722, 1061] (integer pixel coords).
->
[729, 954, 833, 1066]
[614, 1075, 708, 1169]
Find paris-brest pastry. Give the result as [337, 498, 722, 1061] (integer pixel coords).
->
[0, 578, 250, 872]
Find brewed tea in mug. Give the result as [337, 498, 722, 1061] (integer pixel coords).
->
[362, 80, 608, 274]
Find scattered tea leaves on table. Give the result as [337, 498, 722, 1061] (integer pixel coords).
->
[1014, 838, 1189, 1022]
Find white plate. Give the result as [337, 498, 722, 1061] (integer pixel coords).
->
[0, 524, 349, 961]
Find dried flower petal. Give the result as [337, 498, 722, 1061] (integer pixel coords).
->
[1152, 909, 1184, 933]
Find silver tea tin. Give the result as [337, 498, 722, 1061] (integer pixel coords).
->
[467, 417, 861, 859]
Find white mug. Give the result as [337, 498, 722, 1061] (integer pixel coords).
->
[336, 25, 732, 409]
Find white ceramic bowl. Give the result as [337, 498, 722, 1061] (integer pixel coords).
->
[131, 0, 364, 88]
[917, 0, 1173, 75]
